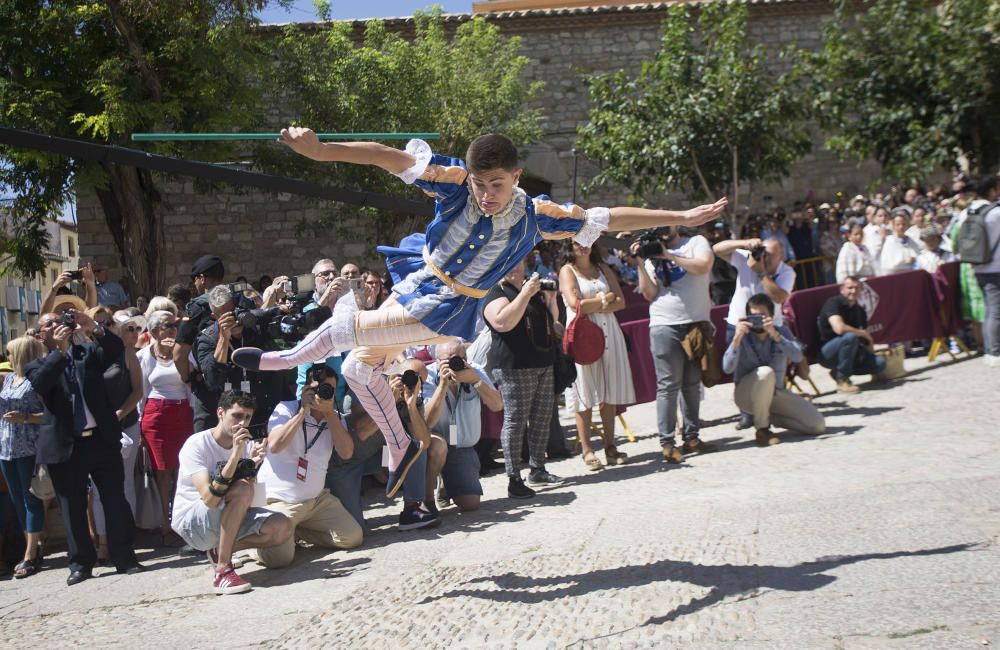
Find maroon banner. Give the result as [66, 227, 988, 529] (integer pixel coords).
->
[618, 263, 962, 404]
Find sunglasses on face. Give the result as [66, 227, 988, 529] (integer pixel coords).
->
[157, 322, 179, 331]
[122, 325, 142, 333]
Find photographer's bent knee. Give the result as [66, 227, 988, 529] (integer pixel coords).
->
[224, 480, 254, 507]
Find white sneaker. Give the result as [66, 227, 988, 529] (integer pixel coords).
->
[985, 354, 1000, 368]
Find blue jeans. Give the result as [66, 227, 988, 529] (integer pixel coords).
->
[976, 272, 1000, 356]
[0, 456, 45, 534]
[326, 446, 427, 529]
[818, 333, 886, 380]
[650, 324, 701, 446]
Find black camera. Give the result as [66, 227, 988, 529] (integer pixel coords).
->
[308, 364, 336, 401]
[539, 279, 557, 291]
[267, 292, 331, 344]
[750, 246, 766, 262]
[61, 311, 77, 329]
[631, 231, 664, 259]
[401, 369, 420, 389]
[231, 458, 259, 481]
[448, 356, 467, 372]
[233, 306, 279, 329]
[67, 270, 83, 281]
[746, 313, 765, 331]
[247, 423, 269, 441]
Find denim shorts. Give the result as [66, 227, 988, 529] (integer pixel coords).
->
[440, 445, 482, 498]
[173, 502, 277, 552]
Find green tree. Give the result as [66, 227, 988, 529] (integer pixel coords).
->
[0, 0, 282, 294]
[262, 7, 543, 246]
[811, 0, 1000, 181]
[576, 2, 811, 231]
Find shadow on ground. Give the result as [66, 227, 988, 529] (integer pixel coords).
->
[416, 542, 984, 628]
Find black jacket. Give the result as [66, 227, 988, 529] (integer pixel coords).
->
[26, 332, 125, 465]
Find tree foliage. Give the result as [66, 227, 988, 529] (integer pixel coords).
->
[810, 0, 1000, 180]
[576, 2, 811, 226]
[0, 0, 282, 289]
[262, 8, 543, 246]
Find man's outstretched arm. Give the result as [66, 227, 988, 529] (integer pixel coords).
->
[606, 198, 729, 232]
[280, 127, 416, 176]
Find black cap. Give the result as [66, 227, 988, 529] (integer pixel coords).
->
[190, 255, 223, 278]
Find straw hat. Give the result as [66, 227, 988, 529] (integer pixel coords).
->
[51, 294, 87, 314]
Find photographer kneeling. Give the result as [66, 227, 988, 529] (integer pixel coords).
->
[171, 391, 293, 595]
[255, 364, 363, 568]
[722, 294, 825, 446]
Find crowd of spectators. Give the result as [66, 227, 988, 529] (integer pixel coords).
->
[0, 173, 997, 593]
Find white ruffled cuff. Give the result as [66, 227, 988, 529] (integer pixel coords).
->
[393, 139, 433, 185]
[575, 207, 610, 248]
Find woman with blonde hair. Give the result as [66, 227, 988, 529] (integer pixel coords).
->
[0, 336, 47, 578]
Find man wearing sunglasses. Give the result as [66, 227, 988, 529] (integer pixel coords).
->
[27, 310, 143, 585]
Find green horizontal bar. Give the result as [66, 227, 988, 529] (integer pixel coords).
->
[131, 132, 439, 142]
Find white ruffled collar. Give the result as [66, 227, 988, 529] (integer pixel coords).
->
[465, 186, 528, 230]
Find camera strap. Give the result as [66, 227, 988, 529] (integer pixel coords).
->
[301, 418, 327, 456]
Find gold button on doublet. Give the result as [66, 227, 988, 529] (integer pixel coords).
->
[478, 234, 485, 240]
[457, 258, 463, 264]
[469, 244, 475, 249]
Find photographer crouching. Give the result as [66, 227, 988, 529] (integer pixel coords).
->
[171, 391, 293, 595]
[721, 294, 825, 446]
[196, 285, 287, 428]
[255, 364, 363, 568]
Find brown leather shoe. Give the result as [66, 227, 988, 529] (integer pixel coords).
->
[662, 446, 684, 463]
[836, 379, 860, 394]
[755, 428, 780, 446]
[680, 438, 717, 454]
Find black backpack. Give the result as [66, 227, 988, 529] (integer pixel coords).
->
[957, 201, 1000, 264]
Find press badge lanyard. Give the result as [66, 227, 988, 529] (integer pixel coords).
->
[445, 388, 460, 446]
[224, 337, 251, 393]
[296, 418, 327, 482]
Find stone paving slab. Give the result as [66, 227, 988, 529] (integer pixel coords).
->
[0, 355, 997, 649]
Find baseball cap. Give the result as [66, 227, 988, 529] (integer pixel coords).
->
[190, 255, 224, 278]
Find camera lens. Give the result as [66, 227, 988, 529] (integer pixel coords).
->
[401, 369, 419, 389]
[448, 356, 466, 372]
[315, 383, 335, 401]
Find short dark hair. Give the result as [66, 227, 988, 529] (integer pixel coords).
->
[745, 293, 774, 317]
[466, 134, 518, 174]
[969, 174, 999, 198]
[843, 275, 861, 285]
[167, 283, 191, 305]
[219, 390, 256, 413]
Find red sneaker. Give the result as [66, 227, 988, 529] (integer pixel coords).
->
[212, 564, 252, 595]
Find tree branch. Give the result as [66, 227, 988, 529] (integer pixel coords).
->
[105, 0, 163, 103]
[689, 150, 716, 200]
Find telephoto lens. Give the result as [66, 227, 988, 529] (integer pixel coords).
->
[448, 356, 466, 372]
[401, 369, 420, 389]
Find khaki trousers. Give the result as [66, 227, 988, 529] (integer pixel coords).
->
[733, 367, 825, 434]
[256, 490, 363, 568]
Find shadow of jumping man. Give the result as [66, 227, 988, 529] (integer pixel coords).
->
[417, 542, 983, 628]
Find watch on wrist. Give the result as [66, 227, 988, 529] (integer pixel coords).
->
[472, 379, 484, 390]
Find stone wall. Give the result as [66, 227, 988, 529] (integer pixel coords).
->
[77, 1, 884, 289]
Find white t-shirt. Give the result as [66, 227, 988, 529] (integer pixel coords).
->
[174, 429, 249, 522]
[257, 400, 335, 504]
[147, 360, 189, 400]
[863, 223, 886, 265]
[878, 235, 920, 275]
[725, 249, 795, 327]
[645, 235, 712, 326]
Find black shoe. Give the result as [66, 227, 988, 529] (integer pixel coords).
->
[735, 413, 754, 430]
[398, 506, 440, 531]
[478, 457, 503, 477]
[116, 563, 145, 575]
[527, 469, 564, 487]
[385, 439, 427, 499]
[508, 477, 536, 499]
[67, 568, 93, 586]
[547, 449, 572, 460]
[232, 347, 263, 371]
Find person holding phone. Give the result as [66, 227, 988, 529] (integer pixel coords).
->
[722, 294, 825, 447]
[171, 390, 292, 595]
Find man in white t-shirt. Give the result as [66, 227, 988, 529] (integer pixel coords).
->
[172, 391, 293, 595]
[713, 236, 798, 429]
[255, 365, 363, 568]
[633, 227, 715, 463]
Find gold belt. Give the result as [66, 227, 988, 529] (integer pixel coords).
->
[422, 250, 488, 299]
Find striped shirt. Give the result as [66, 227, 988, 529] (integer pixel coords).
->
[379, 139, 609, 341]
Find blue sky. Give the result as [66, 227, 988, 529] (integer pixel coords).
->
[258, 1, 475, 23]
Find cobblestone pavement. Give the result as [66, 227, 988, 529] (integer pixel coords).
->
[1, 355, 998, 649]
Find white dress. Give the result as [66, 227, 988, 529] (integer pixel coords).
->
[563, 267, 636, 412]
